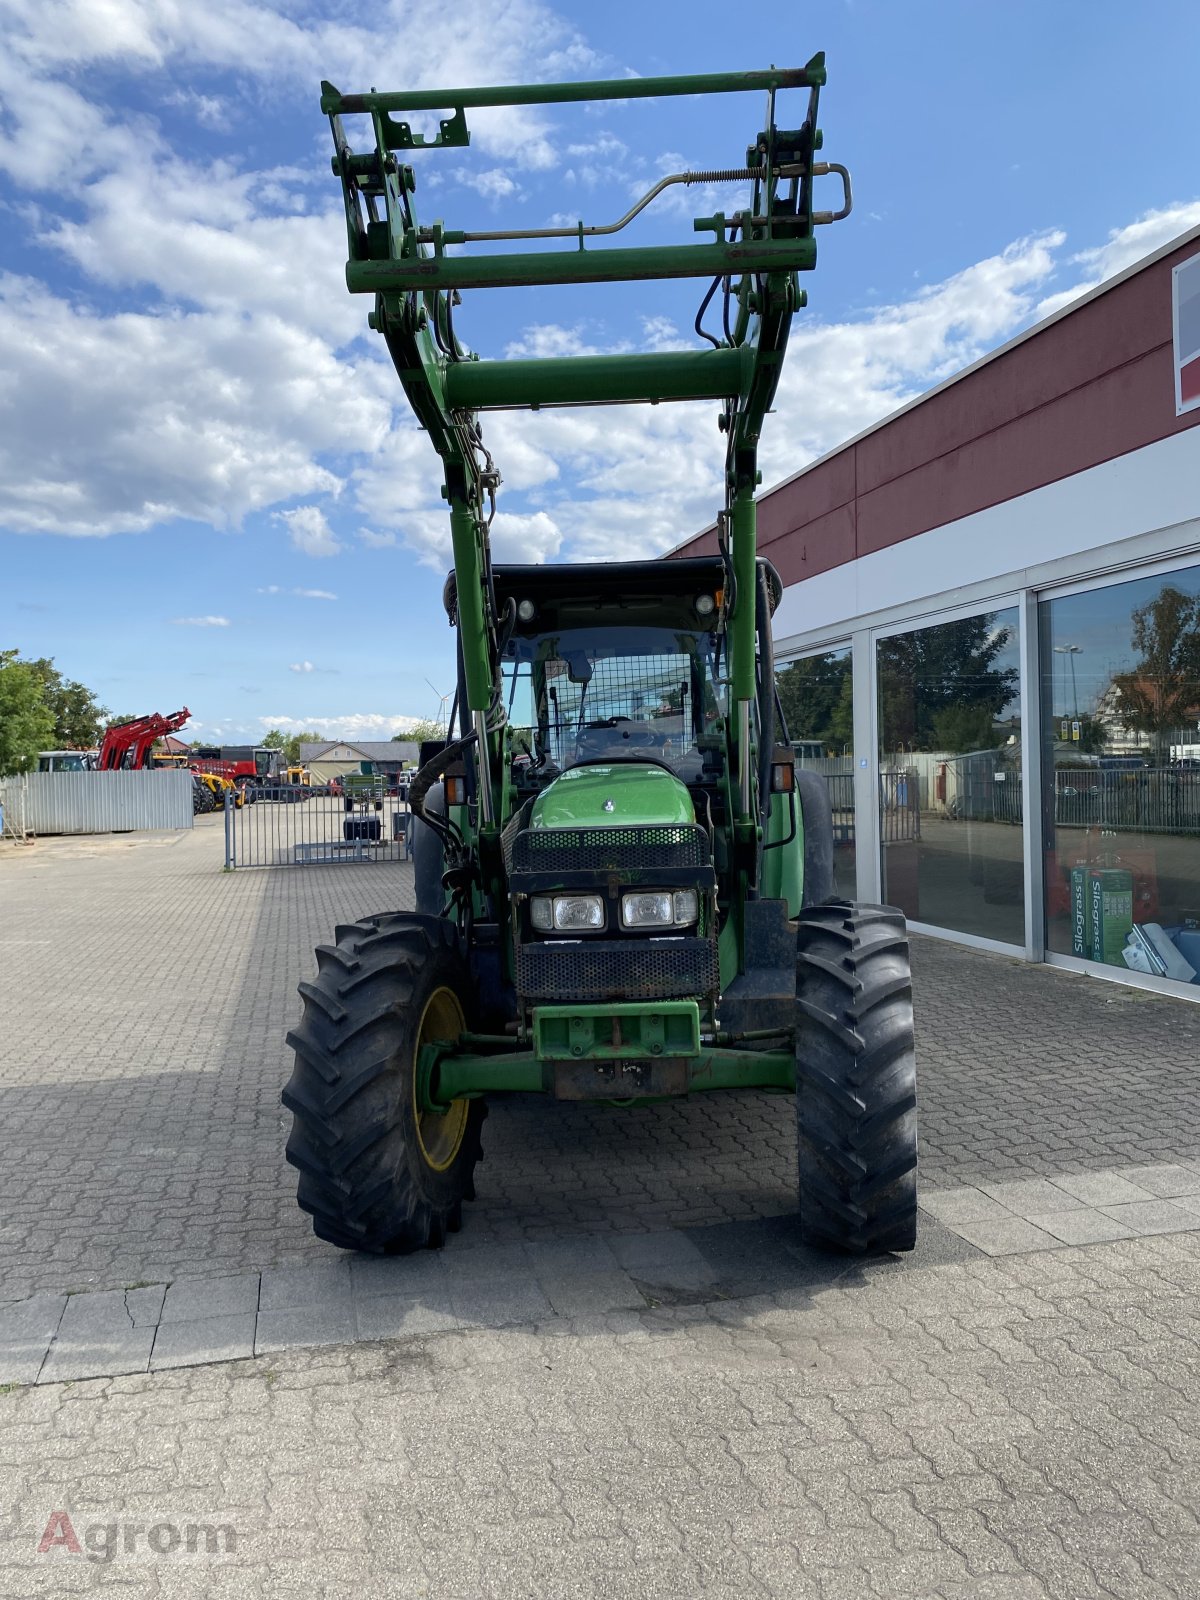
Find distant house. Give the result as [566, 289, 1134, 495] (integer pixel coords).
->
[300, 739, 420, 786]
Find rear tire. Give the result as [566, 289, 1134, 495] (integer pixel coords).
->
[283, 913, 485, 1254]
[412, 782, 447, 917]
[795, 900, 918, 1254]
[795, 769, 836, 908]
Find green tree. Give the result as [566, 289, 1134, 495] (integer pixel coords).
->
[0, 652, 56, 774]
[1112, 586, 1200, 760]
[24, 658, 108, 748]
[397, 720, 445, 743]
[878, 615, 1018, 754]
[262, 728, 324, 764]
[775, 651, 852, 749]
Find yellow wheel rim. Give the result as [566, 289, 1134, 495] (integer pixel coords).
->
[412, 986, 469, 1172]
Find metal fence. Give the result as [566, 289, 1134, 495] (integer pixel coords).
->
[880, 768, 922, 843]
[223, 786, 414, 868]
[1053, 767, 1200, 835]
[793, 760, 921, 846]
[0, 770, 192, 836]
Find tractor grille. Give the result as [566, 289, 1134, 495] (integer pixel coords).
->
[509, 823, 710, 875]
[516, 935, 718, 1003]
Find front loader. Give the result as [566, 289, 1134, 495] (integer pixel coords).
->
[284, 59, 918, 1256]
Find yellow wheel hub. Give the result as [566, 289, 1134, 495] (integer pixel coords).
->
[412, 986, 469, 1171]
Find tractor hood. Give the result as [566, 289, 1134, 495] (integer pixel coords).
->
[529, 764, 695, 830]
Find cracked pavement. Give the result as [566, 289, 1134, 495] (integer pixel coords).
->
[1, 821, 1199, 1595]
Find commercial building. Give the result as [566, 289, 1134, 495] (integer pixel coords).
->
[673, 225, 1200, 999]
[299, 739, 419, 787]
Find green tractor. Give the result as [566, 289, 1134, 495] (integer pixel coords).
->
[284, 59, 918, 1257]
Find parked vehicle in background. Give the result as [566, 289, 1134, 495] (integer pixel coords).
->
[190, 745, 279, 790]
[37, 750, 96, 772]
[99, 710, 191, 771]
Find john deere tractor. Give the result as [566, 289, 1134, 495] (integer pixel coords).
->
[283, 59, 918, 1257]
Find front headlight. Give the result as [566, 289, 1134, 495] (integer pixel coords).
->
[530, 894, 605, 932]
[620, 888, 699, 929]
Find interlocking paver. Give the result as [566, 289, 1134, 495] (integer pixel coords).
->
[2, 1231, 1200, 1595]
[977, 1178, 1089, 1217]
[1098, 1199, 1200, 1235]
[2, 823, 1199, 1307]
[258, 1258, 352, 1312]
[254, 1300, 356, 1352]
[450, 1281, 554, 1328]
[161, 1271, 260, 1323]
[150, 1312, 256, 1369]
[942, 1218, 1061, 1256]
[1026, 1209, 1136, 1246]
[5, 818, 1200, 1594]
[354, 1294, 462, 1340]
[38, 1290, 154, 1383]
[919, 1187, 1014, 1225]
[1110, 1164, 1200, 1198]
[1049, 1171, 1157, 1207]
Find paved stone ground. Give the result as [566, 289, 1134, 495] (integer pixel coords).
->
[3, 821, 1200, 1596]
[2, 821, 1199, 1305]
[2, 1232, 1200, 1597]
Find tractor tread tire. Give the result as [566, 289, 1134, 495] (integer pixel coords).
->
[795, 899, 918, 1255]
[795, 769, 836, 908]
[283, 912, 484, 1255]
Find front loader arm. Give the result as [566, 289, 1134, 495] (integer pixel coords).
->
[324, 58, 850, 845]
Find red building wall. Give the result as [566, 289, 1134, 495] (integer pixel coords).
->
[672, 234, 1200, 580]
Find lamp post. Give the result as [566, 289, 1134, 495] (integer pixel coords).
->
[1054, 644, 1082, 721]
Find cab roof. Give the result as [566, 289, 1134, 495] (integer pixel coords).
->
[442, 556, 780, 626]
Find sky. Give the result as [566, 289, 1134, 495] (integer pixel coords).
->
[1, 0, 1198, 745]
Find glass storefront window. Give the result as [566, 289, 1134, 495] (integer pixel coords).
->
[877, 609, 1024, 944]
[1041, 565, 1200, 988]
[775, 646, 856, 897]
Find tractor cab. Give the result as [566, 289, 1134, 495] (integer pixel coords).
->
[450, 556, 744, 795]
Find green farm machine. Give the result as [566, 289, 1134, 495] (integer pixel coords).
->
[284, 60, 918, 1257]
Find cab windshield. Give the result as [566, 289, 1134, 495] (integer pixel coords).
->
[502, 624, 727, 782]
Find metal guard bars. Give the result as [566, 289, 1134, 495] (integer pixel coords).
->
[325, 56, 848, 832]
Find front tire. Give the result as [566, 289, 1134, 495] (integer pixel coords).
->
[283, 913, 484, 1254]
[795, 901, 918, 1253]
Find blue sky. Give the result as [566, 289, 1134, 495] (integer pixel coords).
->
[2, 0, 1198, 743]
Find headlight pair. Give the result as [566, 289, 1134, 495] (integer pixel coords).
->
[529, 889, 699, 933]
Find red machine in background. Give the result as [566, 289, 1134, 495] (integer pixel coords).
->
[97, 709, 191, 770]
[189, 745, 278, 788]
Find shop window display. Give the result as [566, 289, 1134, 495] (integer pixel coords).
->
[775, 646, 856, 897]
[877, 610, 1023, 944]
[1041, 566, 1200, 986]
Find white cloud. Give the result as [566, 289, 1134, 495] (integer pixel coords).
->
[0, 0, 595, 174]
[504, 323, 629, 360]
[258, 585, 337, 599]
[459, 168, 522, 204]
[0, 277, 385, 535]
[163, 88, 224, 129]
[358, 528, 399, 549]
[1036, 201, 1200, 318]
[259, 713, 426, 738]
[288, 660, 315, 673]
[173, 615, 230, 627]
[274, 505, 342, 559]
